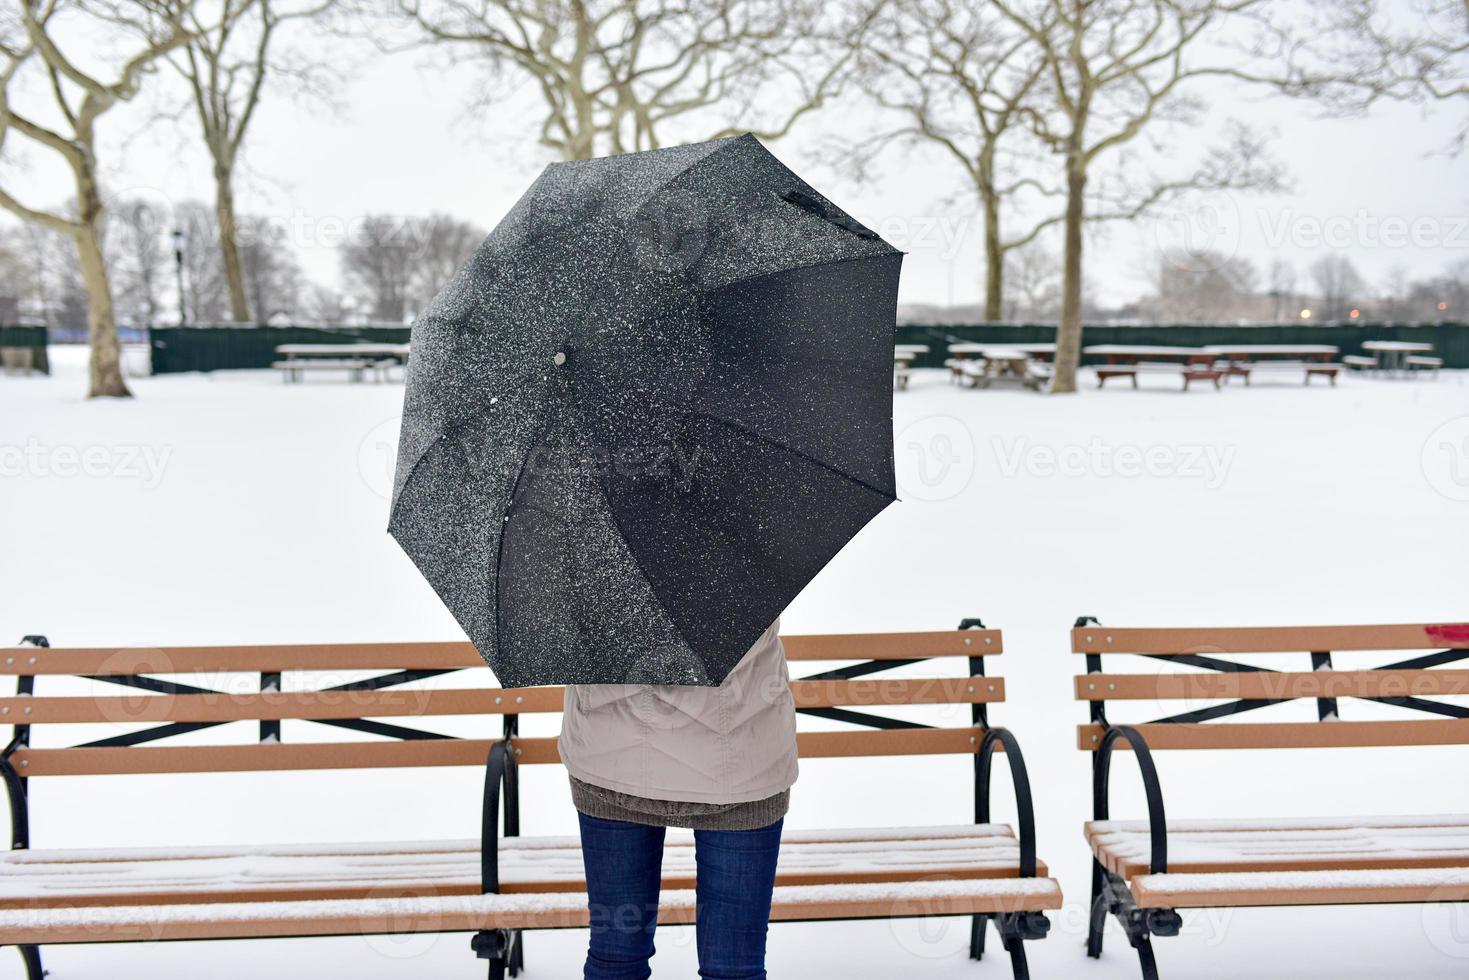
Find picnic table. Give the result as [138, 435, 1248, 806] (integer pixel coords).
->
[273, 343, 410, 383]
[946, 343, 1056, 390]
[1081, 345, 1221, 391]
[892, 344, 929, 390]
[1361, 340, 1437, 375]
[1201, 345, 1342, 385]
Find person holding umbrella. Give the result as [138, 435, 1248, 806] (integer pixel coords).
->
[558, 618, 797, 979]
[389, 135, 903, 979]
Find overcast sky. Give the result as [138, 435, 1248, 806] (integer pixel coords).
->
[5, 3, 1468, 313]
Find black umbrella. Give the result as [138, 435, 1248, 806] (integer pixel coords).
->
[389, 134, 903, 687]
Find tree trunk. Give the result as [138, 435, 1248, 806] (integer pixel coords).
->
[75, 173, 131, 399]
[216, 163, 251, 322]
[1051, 151, 1087, 395]
[981, 188, 1004, 322]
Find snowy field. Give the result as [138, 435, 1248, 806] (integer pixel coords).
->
[2, 346, 1468, 979]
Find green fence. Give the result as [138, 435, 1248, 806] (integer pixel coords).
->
[0, 326, 50, 375]
[149, 325, 412, 374]
[144, 321, 1469, 374]
[894, 322, 1469, 370]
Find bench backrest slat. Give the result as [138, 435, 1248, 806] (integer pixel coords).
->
[0, 677, 1004, 725]
[10, 726, 992, 776]
[2, 629, 1003, 676]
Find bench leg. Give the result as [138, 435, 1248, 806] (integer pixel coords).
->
[471, 928, 512, 980]
[1087, 859, 1107, 958]
[970, 913, 987, 959]
[1002, 929, 1030, 980]
[509, 929, 524, 975]
[1133, 934, 1161, 980]
[994, 911, 1048, 979]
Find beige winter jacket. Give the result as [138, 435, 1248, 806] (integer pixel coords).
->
[558, 619, 799, 804]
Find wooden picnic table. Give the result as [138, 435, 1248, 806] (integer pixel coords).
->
[1082, 345, 1221, 391]
[1202, 344, 1342, 385]
[1361, 340, 1435, 375]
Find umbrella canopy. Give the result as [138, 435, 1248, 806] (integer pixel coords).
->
[389, 134, 903, 687]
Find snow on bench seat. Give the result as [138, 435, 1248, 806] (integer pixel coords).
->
[0, 824, 1044, 909]
[0, 877, 1065, 945]
[1088, 815, 1469, 878]
[1130, 866, 1469, 909]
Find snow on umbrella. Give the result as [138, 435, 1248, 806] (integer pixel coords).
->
[388, 134, 903, 687]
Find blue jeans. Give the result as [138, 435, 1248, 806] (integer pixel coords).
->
[578, 811, 783, 980]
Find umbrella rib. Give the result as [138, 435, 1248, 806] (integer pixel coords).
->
[389, 366, 551, 524]
[492, 415, 560, 670]
[588, 471, 700, 668]
[688, 411, 896, 502]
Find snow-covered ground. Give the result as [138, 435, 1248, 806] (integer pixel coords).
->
[2, 347, 1468, 979]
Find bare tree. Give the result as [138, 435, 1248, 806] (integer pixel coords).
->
[341, 214, 411, 322]
[108, 198, 171, 326]
[238, 215, 302, 321]
[0, 0, 209, 396]
[856, 0, 1055, 320]
[172, 0, 334, 321]
[989, 0, 1285, 392]
[389, 0, 868, 160]
[1003, 238, 1061, 319]
[406, 212, 484, 313]
[301, 282, 353, 324]
[1266, 257, 1296, 322]
[1308, 253, 1364, 320]
[10, 220, 88, 329]
[175, 200, 231, 323]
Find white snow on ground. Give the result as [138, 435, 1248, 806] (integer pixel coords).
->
[2, 348, 1468, 978]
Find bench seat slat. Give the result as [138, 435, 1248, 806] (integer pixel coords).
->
[1129, 866, 1469, 909]
[0, 876, 1064, 945]
[0, 678, 1003, 724]
[1088, 816, 1469, 878]
[0, 824, 1042, 909]
[1077, 720, 1469, 751]
[5, 631, 1003, 676]
[13, 727, 990, 776]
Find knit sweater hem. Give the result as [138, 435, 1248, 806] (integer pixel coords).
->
[569, 774, 789, 831]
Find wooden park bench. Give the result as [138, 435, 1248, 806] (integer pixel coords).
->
[1342, 354, 1377, 371]
[0, 622, 1060, 980]
[1071, 619, 1469, 979]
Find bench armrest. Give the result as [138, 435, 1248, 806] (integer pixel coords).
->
[1092, 725, 1168, 874]
[976, 727, 1038, 878]
[479, 740, 518, 894]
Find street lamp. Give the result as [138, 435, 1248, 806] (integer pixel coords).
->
[172, 228, 187, 326]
